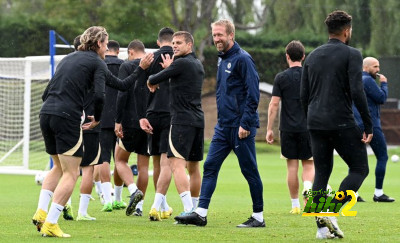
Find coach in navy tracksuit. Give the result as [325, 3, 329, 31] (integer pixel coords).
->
[353, 57, 394, 202]
[175, 19, 264, 228]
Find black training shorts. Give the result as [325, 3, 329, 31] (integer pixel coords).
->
[40, 114, 83, 157]
[280, 131, 313, 160]
[168, 124, 204, 161]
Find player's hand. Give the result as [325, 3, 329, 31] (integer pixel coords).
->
[82, 115, 99, 130]
[160, 54, 174, 69]
[361, 132, 373, 144]
[139, 118, 153, 134]
[147, 80, 159, 93]
[114, 123, 123, 138]
[378, 74, 387, 83]
[266, 130, 274, 144]
[139, 53, 154, 70]
[238, 126, 250, 139]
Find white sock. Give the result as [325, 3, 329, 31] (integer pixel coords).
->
[303, 181, 313, 191]
[195, 207, 208, 217]
[114, 185, 124, 202]
[46, 203, 64, 224]
[252, 212, 264, 222]
[136, 200, 144, 210]
[127, 183, 138, 195]
[37, 189, 53, 212]
[192, 197, 199, 208]
[375, 188, 383, 197]
[67, 197, 72, 205]
[161, 195, 170, 211]
[291, 198, 300, 208]
[179, 191, 193, 212]
[152, 193, 165, 211]
[78, 194, 91, 216]
[95, 181, 102, 195]
[101, 182, 113, 204]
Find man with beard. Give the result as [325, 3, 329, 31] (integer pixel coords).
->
[353, 57, 394, 203]
[300, 10, 373, 239]
[174, 19, 264, 228]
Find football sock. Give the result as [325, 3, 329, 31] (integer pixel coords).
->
[102, 182, 113, 204]
[38, 189, 53, 212]
[46, 202, 64, 224]
[136, 200, 144, 210]
[161, 195, 170, 211]
[127, 183, 138, 195]
[179, 191, 193, 212]
[114, 185, 123, 202]
[375, 188, 383, 197]
[252, 212, 264, 222]
[192, 197, 199, 208]
[78, 194, 91, 216]
[195, 207, 208, 217]
[291, 198, 300, 208]
[151, 193, 164, 211]
[94, 181, 102, 194]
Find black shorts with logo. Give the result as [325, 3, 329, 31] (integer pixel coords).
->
[118, 127, 149, 156]
[280, 131, 313, 160]
[168, 124, 203, 161]
[40, 114, 83, 157]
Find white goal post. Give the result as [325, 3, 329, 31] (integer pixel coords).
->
[0, 48, 156, 175]
[0, 55, 65, 175]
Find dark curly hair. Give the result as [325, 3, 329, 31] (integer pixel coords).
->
[325, 10, 352, 35]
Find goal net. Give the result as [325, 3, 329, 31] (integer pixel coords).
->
[0, 55, 65, 175]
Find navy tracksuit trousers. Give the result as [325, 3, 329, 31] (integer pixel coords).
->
[198, 124, 264, 213]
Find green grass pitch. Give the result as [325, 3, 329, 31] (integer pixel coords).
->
[0, 144, 399, 242]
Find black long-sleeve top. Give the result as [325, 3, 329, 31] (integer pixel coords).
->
[101, 55, 124, 129]
[148, 52, 204, 128]
[300, 38, 372, 134]
[115, 59, 145, 129]
[41, 51, 106, 123]
[134, 46, 173, 119]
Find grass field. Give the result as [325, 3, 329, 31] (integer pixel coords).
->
[1, 144, 399, 242]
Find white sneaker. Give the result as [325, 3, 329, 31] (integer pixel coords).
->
[316, 227, 335, 239]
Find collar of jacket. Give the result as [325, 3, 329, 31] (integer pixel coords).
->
[362, 71, 372, 78]
[218, 41, 240, 59]
[159, 45, 173, 52]
[174, 52, 196, 60]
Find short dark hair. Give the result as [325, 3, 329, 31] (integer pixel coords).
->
[173, 31, 194, 45]
[73, 35, 81, 51]
[325, 10, 352, 35]
[285, 40, 304, 62]
[127, 39, 145, 53]
[158, 27, 174, 43]
[107, 40, 120, 52]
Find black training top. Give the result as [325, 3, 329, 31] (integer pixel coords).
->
[83, 58, 144, 134]
[149, 52, 204, 128]
[272, 66, 307, 132]
[300, 38, 372, 133]
[115, 59, 145, 129]
[101, 55, 124, 129]
[41, 51, 106, 123]
[134, 46, 173, 119]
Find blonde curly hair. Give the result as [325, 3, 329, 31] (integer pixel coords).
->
[78, 26, 108, 52]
